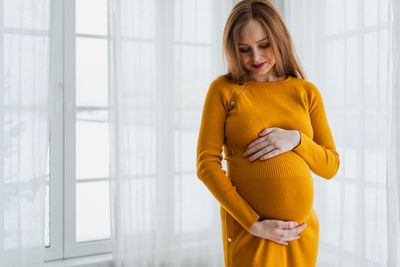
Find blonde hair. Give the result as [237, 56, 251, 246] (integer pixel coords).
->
[223, 0, 306, 83]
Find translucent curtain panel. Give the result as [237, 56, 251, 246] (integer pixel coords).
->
[284, 0, 393, 265]
[108, 0, 231, 266]
[0, 0, 51, 266]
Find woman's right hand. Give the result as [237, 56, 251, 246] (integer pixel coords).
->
[249, 219, 307, 245]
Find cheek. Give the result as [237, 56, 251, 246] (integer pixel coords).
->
[266, 49, 275, 61]
[240, 55, 249, 65]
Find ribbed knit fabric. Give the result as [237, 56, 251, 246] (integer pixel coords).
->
[196, 74, 340, 267]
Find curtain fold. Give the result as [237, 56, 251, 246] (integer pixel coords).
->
[0, 0, 51, 266]
[108, 0, 231, 266]
[387, 0, 400, 265]
[283, 0, 394, 266]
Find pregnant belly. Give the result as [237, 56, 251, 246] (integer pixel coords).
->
[228, 151, 314, 223]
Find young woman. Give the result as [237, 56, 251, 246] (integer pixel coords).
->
[196, 0, 340, 266]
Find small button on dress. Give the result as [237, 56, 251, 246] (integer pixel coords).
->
[228, 236, 232, 243]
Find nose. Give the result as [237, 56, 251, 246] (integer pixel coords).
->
[251, 48, 262, 62]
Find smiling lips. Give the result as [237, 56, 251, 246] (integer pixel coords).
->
[252, 62, 266, 69]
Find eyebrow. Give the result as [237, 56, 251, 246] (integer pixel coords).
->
[238, 37, 269, 45]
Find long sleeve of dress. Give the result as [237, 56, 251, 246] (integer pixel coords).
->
[292, 84, 340, 179]
[196, 78, 261, 232]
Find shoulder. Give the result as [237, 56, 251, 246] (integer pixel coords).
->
[289, 77, 326, 112]
[206, 74, 237, 98]
[290, 76, 319, 93]
[290, 77, 323, 101]
[201, 74, 238, 112]
[209, 74, 237, 89]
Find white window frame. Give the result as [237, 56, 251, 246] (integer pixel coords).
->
[45, 0, 64, 261]
[45, 0, 111, 262]
[64, 0, 111, 257]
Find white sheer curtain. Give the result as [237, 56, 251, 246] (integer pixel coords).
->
[108, 0, 231, 266]
[0, 0, 51, 266]
[283, 0, 398, 266]
[387, 0, 400, 266]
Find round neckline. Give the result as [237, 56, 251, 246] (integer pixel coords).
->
[245, 75, 292, 86]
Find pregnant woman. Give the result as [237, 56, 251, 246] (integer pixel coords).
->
[196, 0, 340, 266]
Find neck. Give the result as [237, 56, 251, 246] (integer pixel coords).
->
[247, 71, 286, 82]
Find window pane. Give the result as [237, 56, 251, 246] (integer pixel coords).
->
[364, 0, 378, 27]
[364, 31, 378, 106]
[345, 36, 360, 107]
[121, 178, 156, 234]
[342, 183, 356, 253]
[181, 0, 196, 41]
[364, 149, 386, 184]
[345, 0, 357, 31]
[4, 187, 45, 251]
[364, 187, 387, 264]
[344, 110, 359, 149]
[76, 37, 108, 107]
[325, 39, 345, 103]
[326, 0, 345, 36]
[174, 45, 212, 107]
[322, 180, 341, 246]
[174, 0, 212, 43]
[379, 0, 389, 24]
[4, 0, 50, 30]
[45, 140, 50, 247]
[76, 0, 107, 35]
[46, 139, 50, 180]
[4, 34, 50, 107]
[76, 110, 109, 179]
[344, 148, 356, 179]
[174, 174, 216, 234]
[45, 183, 50, 247]
[174, 130, 197, 172]
[120, 0, 156, 38]
[379, 29, 388, 105]
[76, 181, 110, 242]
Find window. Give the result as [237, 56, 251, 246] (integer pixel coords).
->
[315, 0, 389, 265]
[45, 0, 229, 262]
[45, 0, 111, 261]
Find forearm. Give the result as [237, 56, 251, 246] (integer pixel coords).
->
[197, 155, 261, 231]
[292, 130, 340, 179]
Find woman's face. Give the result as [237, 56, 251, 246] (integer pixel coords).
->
[238, 19, 276, 80]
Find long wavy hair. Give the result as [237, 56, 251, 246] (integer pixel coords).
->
[223, 0, 306, 83]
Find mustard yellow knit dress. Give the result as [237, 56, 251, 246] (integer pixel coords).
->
[196, 74, 340, 267]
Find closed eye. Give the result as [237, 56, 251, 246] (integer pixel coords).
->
[239, 43, 270, 53]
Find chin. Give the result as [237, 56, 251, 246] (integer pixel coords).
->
[248, 68, 271, 76]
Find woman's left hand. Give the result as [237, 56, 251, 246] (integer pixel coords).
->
[243, 127, 301, 162]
